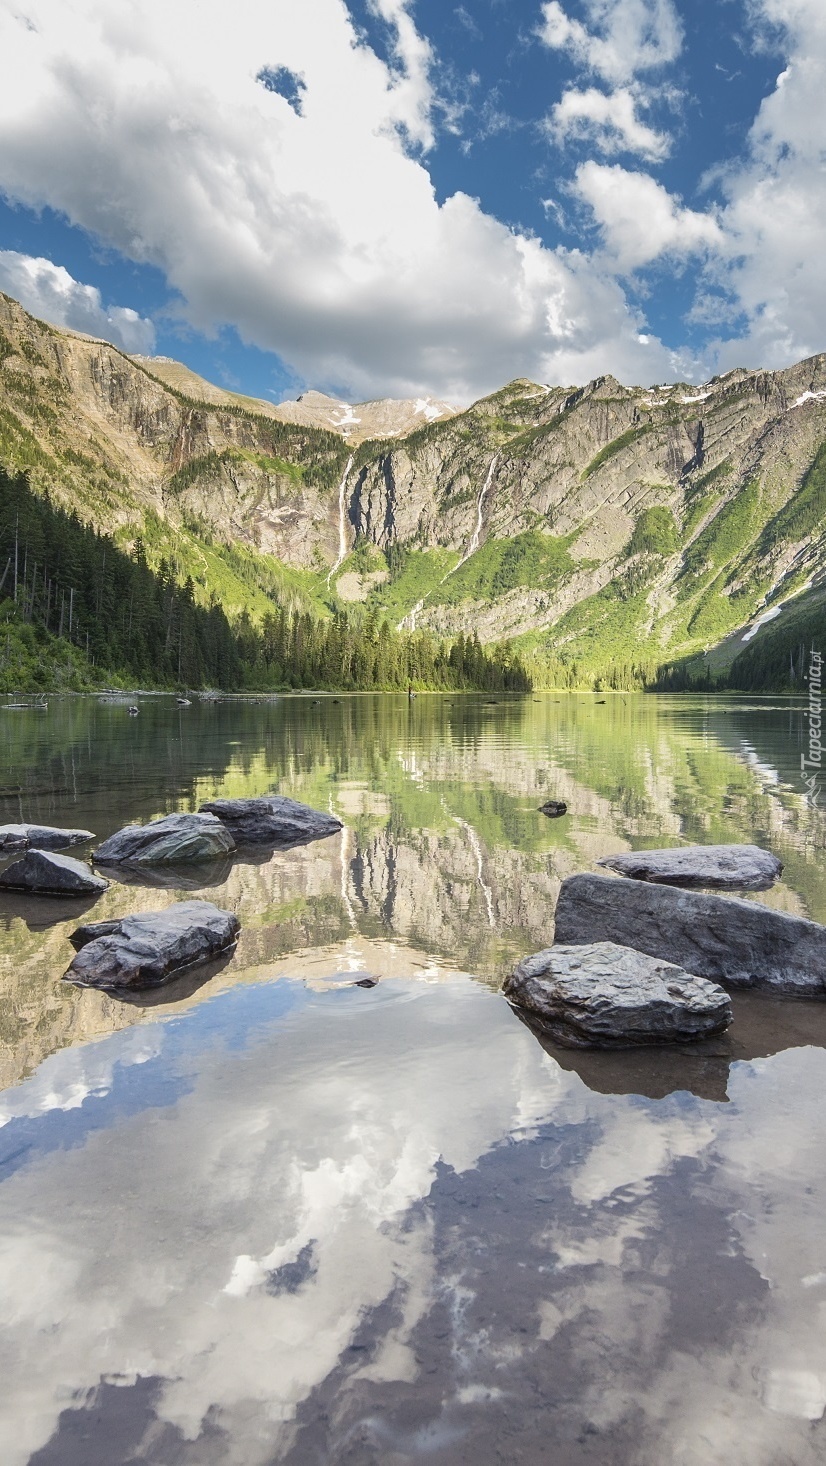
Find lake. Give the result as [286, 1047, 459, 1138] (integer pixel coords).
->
[0, 692, 824, 1466]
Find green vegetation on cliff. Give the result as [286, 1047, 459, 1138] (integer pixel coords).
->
[0, 468, 531, 693]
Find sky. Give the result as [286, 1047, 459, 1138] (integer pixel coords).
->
[0, 0, 823, 405]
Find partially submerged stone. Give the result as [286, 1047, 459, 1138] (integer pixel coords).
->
[554, 872, 826, 996]
[539, 800, 567, 818]
[0, 850, 108, 896]
[0, 823, 95, 853]
[597, 843, 782, 891]
[199, 795, 342, 847]
[65, 900, 240, 990]
[93, 812, 236, 865]
[504, 941, 731, 1048]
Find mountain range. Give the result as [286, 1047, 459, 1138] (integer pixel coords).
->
[1, 288, 823, 685]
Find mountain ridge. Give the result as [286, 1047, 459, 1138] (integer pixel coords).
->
[1, 289, 824, 686]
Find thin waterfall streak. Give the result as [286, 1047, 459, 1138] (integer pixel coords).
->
[463, 452, 499, 565]
[397, 453, 500, 628]
[327, 454, 354, 584]
[454, 816, 496, 929]
[439, 795, 496, 930]
[338, 820, 358, 929]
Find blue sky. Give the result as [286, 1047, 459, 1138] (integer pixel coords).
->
[0, 0, 822, 404]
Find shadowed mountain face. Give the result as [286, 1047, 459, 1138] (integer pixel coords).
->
[2, 290, 825, 674]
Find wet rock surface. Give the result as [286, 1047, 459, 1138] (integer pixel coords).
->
[0, 850, 108, 896]
[199, 795, 342, 847]
[597, 843, 782, 890]
[554, 872, 826, 995]
[538, 800, 567, 818]
[65, 900, 241, 990]
[0, 823, 95, 852]
[93, 813, 236, 865]
[504, 940, 732, 1048]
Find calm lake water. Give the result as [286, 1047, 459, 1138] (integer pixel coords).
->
[0, 692, 825, 1466]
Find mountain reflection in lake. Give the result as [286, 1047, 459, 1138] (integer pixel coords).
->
[0, 693, 824, 1465]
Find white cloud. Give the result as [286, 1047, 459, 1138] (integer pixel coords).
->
[574, 161, 723, 272]
[548, 85, 670, 160]
[703, 0, 826, 370]
[0, 250, 155, 353]
[0, 0, 687, 399]
[539, 0, 683, 86]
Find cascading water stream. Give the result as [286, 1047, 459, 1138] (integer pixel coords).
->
[397, 453, 500, 630]
[327, 454, 354, 584]
[461, 452, 499, 567]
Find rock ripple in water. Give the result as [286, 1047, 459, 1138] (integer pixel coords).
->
[597, 843, 782, 891]
[93, 813, 236, 865]
[64, 900, 240, 990]
[554, 872, 826, 996]
[0, 823, 95, 852]
[504, 941, 731, 1048]
[199, 795, 342, 846]
[0, 850, 108, 896]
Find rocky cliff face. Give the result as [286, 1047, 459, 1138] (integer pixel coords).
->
[2, 290, 825, 664]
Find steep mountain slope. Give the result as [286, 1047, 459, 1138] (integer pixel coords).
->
[2, 289, 825, 681]
[344, 366, 826, 674]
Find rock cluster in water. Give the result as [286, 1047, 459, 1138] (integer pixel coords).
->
[554, 871, 826, 997]
[504, 942, 731, 1048]
[34, 793, 344, 993]
[507, 842, 824, 1047]
[65, 901, 241, 990]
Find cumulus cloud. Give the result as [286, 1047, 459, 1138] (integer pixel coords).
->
[548, 85, 670, 160]
[0, 0, 687, 399]
[704, 0, 826, 369]
[0, 250, 156, 353]
[574, 161, 723, 272]
[539, 0, 683, 85]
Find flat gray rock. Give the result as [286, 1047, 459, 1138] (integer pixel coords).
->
[65, 900, 240, 990]
[0, 850, 108, 896]
[554, 873, 826, 996]
[93, 813, 236, 865]
[0, 822, 95, 853]
[504, 941, 731, 1048]
[199, 795, 342, 846]
[597, 843, 782, 891]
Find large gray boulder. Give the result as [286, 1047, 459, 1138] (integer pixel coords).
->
[0, 850, 108, 896]
[65, 900, 240, 990]
[93, 813, 236, 865]
[554, 873, 826, 996]
[199, 795, 342, 846]
[597, 843, 782, 891]
[0, 823, 95, 853]
[504, 941, 731, 1048]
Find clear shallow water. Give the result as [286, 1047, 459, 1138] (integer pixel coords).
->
[0, 692, 825, 1465]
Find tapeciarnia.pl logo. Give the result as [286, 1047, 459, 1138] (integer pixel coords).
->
[801, 648, 823, 807]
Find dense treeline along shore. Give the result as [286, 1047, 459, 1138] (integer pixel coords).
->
[0, 469, 530, 693]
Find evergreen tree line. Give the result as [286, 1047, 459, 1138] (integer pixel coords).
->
[0, 468, 531, 693]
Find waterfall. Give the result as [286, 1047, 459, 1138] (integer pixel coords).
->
[462, 452, 499, 565]
[396, 453, 500, 629]
[327, 454, 354, 584]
